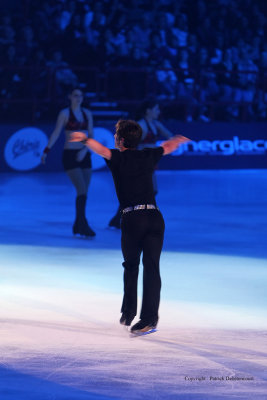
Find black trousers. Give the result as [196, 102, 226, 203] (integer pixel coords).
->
[121, 209, 165, 323]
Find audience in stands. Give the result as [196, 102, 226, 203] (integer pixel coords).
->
[0, 0, 266, 121]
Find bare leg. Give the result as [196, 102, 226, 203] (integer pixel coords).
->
[81, 168, 92, 194]
[65, 168, 87, 196]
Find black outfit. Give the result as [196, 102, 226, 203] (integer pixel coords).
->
[108, 120, 158, 229]
[105, 147, 165, 324]
[63, 107, 92, 171]
[62, 149, 92, 170]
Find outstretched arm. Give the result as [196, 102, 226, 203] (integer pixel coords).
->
[85, 109, 94, 138]
[69, 131, 112, 160]
[41, 110, 66, 163]
[161, 135, 190, 155]
[155, 120, 173, 139]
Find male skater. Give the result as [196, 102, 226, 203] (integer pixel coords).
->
[70, 120, 190, 334]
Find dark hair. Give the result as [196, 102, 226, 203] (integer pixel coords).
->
[69, 86, 84, 94]
[135, 99, 158, 120]
[115, 119, 142, 149]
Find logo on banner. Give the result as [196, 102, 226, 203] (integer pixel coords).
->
[4, 127, 48, 171]
[157, 136, 267, 156]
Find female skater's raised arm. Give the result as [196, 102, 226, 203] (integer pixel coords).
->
[155, 120, 173, 139]
[85, 109, 94, 138]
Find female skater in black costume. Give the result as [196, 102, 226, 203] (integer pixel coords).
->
[41, 87, 95, 237]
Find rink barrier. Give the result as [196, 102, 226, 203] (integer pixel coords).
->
[0, 122, 266, 172]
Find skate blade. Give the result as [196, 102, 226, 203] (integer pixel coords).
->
[73, 234, 95, 240]
[130, 328, 157, 337]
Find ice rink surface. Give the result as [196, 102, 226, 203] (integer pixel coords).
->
[0, 169, 267, 399]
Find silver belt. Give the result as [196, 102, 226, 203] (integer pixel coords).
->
[122, 204, 158, 214]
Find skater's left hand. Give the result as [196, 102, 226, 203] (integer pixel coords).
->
[69, 131, 87, 143]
